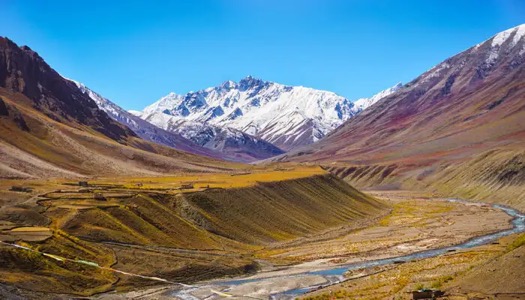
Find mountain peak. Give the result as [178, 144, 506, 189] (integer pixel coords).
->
[220, 80, 237, 89]
[490, 24, 525, 47]
[280, 24, 525, 180]
[238, 75, 266, 90]
[0, 37, 19, 49]
[392, 82, 404, 89]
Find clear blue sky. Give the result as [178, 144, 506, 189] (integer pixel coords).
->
[1, 0, 523, 110]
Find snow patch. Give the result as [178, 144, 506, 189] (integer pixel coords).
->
[512, 24, 525, 46]
[128, 110, 143, 117]
[486, 49, 499, 65]
[484, 24, 525, 64]
[492, 27, 514, 47]
[353, 83, 403, 111]
[486, 24, 525, 49]
[421, 63, 450, 84]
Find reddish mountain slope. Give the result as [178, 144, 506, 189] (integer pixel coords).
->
[0, 38, 136, 142]
[279, 25, 525, 205]
[0, 37, 238, 178]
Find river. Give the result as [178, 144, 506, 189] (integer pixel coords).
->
[171, 199, 525, 300]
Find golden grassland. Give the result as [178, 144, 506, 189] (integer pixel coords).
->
[0, 165, 324, 195]
[110, 191, 513, 300]
[1, 165, 519, 299]
[89, 165, 326, 189]
[0, 166, 389, 296]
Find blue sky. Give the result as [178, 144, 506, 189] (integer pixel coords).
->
[1, 0, 524, 110]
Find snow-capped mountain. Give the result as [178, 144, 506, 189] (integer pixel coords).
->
[72, 81, 208, 154]
[138, 77, 398, 151]
[406, 24, 525, 92]
[73, 81, 282, 162]
[353, 83, 403, 111]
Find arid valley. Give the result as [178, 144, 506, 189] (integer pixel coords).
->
[1, 2, 525, 300]
[1, 168, 524, 299]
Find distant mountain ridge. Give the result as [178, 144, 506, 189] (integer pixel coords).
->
[73, 81, 282, 162]
[2, 39, 401, 164]
[72, 81, 225, 158]
[135, 76, 402, 151]
[0, 36, 405, 165]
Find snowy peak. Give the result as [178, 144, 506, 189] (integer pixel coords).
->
[220, 80, 237, 89]
[238, 75, 267, 91]
[143, 92, 184, 116]
[476, 23, 525, 66]
[278, 24, 525, 171]
[72, 81, 282, 162]
[139, 77, 361, 151]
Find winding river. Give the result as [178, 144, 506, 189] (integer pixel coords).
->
[172, 199, 525, 300]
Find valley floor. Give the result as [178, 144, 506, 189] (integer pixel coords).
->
[94, 191, 517, 300]
[0, 167, 384, 298]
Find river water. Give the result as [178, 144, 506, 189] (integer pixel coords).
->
[172, 199, 525, 300]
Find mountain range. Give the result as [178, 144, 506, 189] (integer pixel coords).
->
[0, 36, 405, 171]
[133, 77, 402, 152]
[1, 24, 524, 187]
[71, 75, 402, 163]
[1, 21, 525, 300]
[73, 81, 284, 163]
[75, 77, 399, 163]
